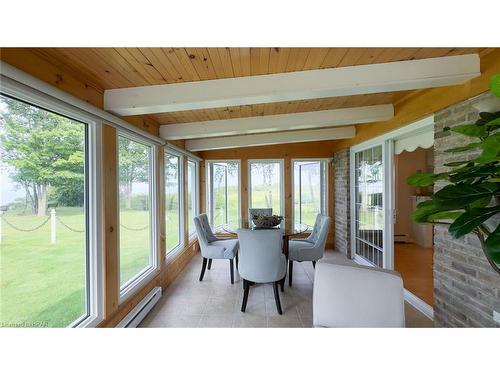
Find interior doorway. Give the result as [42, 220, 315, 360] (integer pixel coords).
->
[394, 147, 434, 306]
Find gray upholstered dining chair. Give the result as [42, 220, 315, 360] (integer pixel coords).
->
[194, 213, 239, 284]
[288, 214, 331, 286]
[237, 229, 286, 314]
[248, 208, 273, 228]
[313, 261, 405, 327]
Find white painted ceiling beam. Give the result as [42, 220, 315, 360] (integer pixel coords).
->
[185, 126, 356, 151]
[104, 54, 480, 116]
[160, 104, 393, 140]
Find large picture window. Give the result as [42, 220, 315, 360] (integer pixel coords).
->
[0, 94, 95, 327]
[187, 159, 198, 236]
[118, 134, 155, 291]
[206, 161, 240, 229]
[248, 160, 284, 215]
[165, 152, 183, 253]
[292, 160, 327, 229]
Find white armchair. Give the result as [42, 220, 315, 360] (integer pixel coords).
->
[237, 229, 286, 314]
[313, 261, 405, 327]
[194, 213, 239, 284]
[288, 214, 331, 286]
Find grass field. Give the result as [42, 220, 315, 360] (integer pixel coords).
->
[0, 207, 152, 327]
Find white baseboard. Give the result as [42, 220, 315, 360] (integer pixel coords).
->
[404, 289, 434, 320]
[116, 286, 162, 328]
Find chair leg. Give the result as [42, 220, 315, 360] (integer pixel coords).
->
[235, 252, 239, 270]
[207, 259, 212, 270]
[288, 260, 293, 287]
[199, 257, 207, 281]
[312, 260, 316, 269]
[230, 259, 234, 284]
[273, 282, 283, 315]
[280, 276, 285, 292]
[241, 279, 249, 312]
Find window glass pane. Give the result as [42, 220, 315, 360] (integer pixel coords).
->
[249, 161, 282, 214]
[187, 160, 197, 235]
[293, 161, 325, 229]
[118, 135, 152, 287]
[0, 94, 88, 327]
[207, 161, 240, 229]
[165, 153, 181, 253]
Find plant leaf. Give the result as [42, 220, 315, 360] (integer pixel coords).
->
[475, 132, 500, 163]
[468, 196, 492, 208]
[410, 200, 442, 223]
[479, 112, 497, 121]
[485, 117, 500, 127]
[490, 74, 500, 97]
[444, 143, 481, 153]
[448, 206, 500, 238]
[444, 161, 470, 167]
[407, 172, 435, 187]
[433, 182, 499, 209]
[484, 224, 500, 263]
[427, 211, 463, 222]
[449, 165, 500, 183]
[450, 124, 487, 137]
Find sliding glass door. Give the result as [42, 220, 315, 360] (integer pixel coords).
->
[352, 144, 388, 268]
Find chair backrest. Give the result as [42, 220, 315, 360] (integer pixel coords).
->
[237, 229, 284, 283]
[308, 214, 331, 247]
[193, 213, 218, 250]
[313, 262, 405, 327]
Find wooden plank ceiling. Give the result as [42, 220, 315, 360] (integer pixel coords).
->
[27, 47, 485, 125]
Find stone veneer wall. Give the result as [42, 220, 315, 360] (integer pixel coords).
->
[334, 148, 351, 258]
[433, 92, 500, 327]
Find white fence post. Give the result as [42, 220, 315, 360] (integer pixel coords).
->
[50, 208, 56, 244]
[0, 212, 3, 244]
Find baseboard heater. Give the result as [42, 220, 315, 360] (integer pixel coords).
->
[116, 287, 162, 328]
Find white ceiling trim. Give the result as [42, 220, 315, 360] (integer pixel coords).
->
[160, 104, 393, 140]
[104, 54, 480, 116]
[185, 126, 356, 151]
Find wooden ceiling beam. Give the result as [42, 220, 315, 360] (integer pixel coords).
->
[104, 54, 480, 116]
[185, 126, 356, 151]
[160, 104, 393, 140]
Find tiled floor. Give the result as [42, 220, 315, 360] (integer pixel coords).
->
[139, 250, 434, 328]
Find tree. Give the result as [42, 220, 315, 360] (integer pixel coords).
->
[0, 96, 85, 216]
[118, 137, 149, 209]
[251, 163, 276, 208]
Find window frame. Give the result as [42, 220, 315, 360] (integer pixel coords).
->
[187, 158, 200, 239]
[117, 131, 159, 303]
[247, 159, 285, 216]
[164, 148, 185, 259]
[291, 158, 329, 231]
[0, 85, 103, 328]
[205, 159, 242, 230]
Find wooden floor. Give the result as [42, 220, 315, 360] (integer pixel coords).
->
[394, 243, 434, 306]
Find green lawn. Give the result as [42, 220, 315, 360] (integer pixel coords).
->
[0, 207, 153, 327]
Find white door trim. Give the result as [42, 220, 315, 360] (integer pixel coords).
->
[349, 114, 436, 319]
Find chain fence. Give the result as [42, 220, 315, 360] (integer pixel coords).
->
[56, 216, 85, 233]
[120, 223, 149, 231]
[1, 216, 50, 232]
[0, 211, 149, 245]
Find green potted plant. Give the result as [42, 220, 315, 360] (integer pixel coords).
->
[407, 74, 500, 275]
